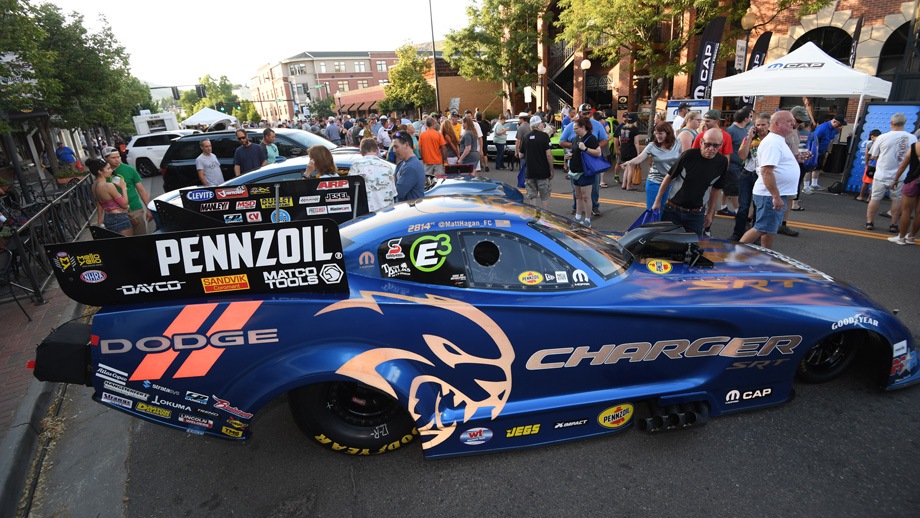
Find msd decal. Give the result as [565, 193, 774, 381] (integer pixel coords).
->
[236, 200, 257, 210]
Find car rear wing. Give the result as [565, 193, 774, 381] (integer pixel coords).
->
[45, 219, 348, 307]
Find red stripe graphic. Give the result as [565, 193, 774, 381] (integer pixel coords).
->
[129, 304, 219, 381]
[173, 301, 262, 379]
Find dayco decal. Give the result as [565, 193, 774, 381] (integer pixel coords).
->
[598, 404, 633, 429]
[202, 274, 250, 293]
[100, 329, 279, 354]
[117, 280, 185, 295]
[526, 335, 803, 370]
[155, 226, 334, 276]
[506, 424, 540, 438]
[103, 380, 149, 400]
[213, 396, 253, 419]
[152, 395, 192, 411]
[178, 414, 213, 428]
[518, 271, 543, 285]
[725, 388, 772, 404]
[215, 186, 248, 199]
[689, 279, 805, 292]
[831, 313, 878, 330]
[554, 419, 588, 429]
[263, 267, 323, 288]
[137, 403, 172, 418]
[410, 234, 451, 272]
[199, 202, 229, 212]
[317, 179, 349, 190]
[136, 402, 172, 418]
[259, 197, 294, 209]
[76, 253, 102, 267]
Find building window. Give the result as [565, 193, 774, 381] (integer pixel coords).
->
[356, 80, 368, 89]
[319, 62, 326, 73]
[337, 80, 349, 92]
[289, 65, 296, 76]
[296, 84, 304, 95]
[354, 61, 367, 73]
[334, 61, 346, 72]
[378, 79, 389, 85]
[376, 60, 387, 72]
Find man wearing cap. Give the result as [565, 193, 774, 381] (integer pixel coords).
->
[739, 111, 802, 249]
[521, 115, 554, 209]
[560, 104, 610, 215]
[672, 102, 691, 133]
[515, 112, 533, 188]
[102, 146, 152, 234]
[867, 112, 917, 232]
[325, 117, 342, 146]
[651, 128, 729, 237]
[812, 113, 847, 182]
[233, 129, 267, 176]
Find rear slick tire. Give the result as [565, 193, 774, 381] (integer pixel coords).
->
[288, 382, 417, 455]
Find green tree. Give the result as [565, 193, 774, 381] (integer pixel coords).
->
[444, 0, 546, 111]
[557, 0, 833, 121]
[0, 0, 56, 129]
[304, 99, 335, 119]
[381, 44, 436, 115]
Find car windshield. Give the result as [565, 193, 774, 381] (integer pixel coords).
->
[505, 122, 519, 132]
[284, 131, 337, 151]
[529, 211, 632, 279]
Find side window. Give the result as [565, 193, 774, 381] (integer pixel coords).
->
[255, 171, 304, 183]
[274, 136, 305, 157]
[151, 134, 172, 146]
[461, 231, 584, 290]
[134, 136, 151, 147]
[376, 231, 467, 287]
[173, 141, 203, 161]
[213, 138, 240, 159]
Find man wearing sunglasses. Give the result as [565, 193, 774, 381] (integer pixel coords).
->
[651, 128, 729, 237]
[233, 129, 267, 177]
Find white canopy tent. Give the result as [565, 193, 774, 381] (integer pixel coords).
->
[711, 42, 892, 126]
[181, 107, 239, 128]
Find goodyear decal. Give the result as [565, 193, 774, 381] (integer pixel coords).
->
[598, 404, 633, 429]
[646, 260, 673, 274]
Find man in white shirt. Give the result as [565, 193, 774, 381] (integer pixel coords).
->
[671, 102, 690, 133]
[740, 111, 801, 249]
[195, 139, 223, 186]
[347, 138, 397, 212]
[866, 112, 917, 232]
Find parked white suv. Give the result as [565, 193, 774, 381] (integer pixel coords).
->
[125, 130, 198, 177]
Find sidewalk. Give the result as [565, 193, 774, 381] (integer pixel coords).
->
[0, 276, 81, 515]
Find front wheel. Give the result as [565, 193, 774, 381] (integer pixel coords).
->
[136, 158, 158, 178]
[288, 382, 417, 455]
[796, 333, 858, 383]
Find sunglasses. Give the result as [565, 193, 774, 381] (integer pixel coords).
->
[237, 136, 248, 141]
[702, 142, 721, 149]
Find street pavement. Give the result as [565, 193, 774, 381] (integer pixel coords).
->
[2, 165, 919, 516]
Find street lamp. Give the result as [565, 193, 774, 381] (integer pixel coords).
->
[335, 92, 342, 115]
[580, 59, 591, 106]
[537, 63, 547, 113]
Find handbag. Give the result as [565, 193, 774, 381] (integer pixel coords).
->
[582, 152, 610, 176]
[627, 209, 661, 231]
[630, 164, 642, 185]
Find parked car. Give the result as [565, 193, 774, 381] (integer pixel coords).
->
[485, 121, 518, 158]
[158, 128, 342, 191]
[38, 201, 919, 459]
[125, 130, 199, 178]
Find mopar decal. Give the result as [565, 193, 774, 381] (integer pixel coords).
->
[526, 335, 802, 370]
[155, 226, 334, 276]
[598, 404, 633, 429]
[410, 234, 451, 272]
[725, 388, 772, 404]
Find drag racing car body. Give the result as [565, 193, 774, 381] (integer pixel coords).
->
[36, 195, 919, 458]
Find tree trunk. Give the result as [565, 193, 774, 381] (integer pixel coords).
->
[38, 116, 59, 179]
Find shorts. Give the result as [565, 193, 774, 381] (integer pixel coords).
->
[871, 180, 902, 203]
[525, 178, 552, 200]
[103, 212, 132, 232]
[752, 195, 785, 234]
[425, 164, 444, 176]
[904, 178, 920, 198]
[722, 169, 740, 197]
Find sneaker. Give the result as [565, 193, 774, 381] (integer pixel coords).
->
[811, 185, 824, 191]
[907, 236, 916, 244]
[583, 219, 591, 227]
[777, 225, 799, 237]
[703, 227, 712, 237]
[716, 208, 736, 216]
[592, 210, 602, 217]
[802, 186, 814, 194]
[888, 236, 908, 245]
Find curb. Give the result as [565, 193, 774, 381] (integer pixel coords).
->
[0, 297, 83, 517]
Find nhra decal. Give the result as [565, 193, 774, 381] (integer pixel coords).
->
[598, 404, 633, 429]
[526, 335, 803, 370]
[46, 220, 347, 307]
[320, 291, 514, 450]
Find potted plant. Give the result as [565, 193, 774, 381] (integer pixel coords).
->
[56, 164, 86, 185]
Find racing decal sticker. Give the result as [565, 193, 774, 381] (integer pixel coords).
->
[103, 380, 148, 401]
[185, 391, 209, 405]
[299, 196, 320, 204]
[725, 388, 772, 404]
[410, 234, 451, 272]
[215, 186, 248, 199]
[178, 414, 213, 428]
[96, 364, 128, 384]
[185, 190, 214, 201]
[646, 259, 673, 274]
[831, 313, 879, 330]
[385, 239, 405, 259]
[459, 427, 493, 445]
[553, 271, 569, 284]
[358, 251, 375, 268]
[53, 252, 74, 272]
[221, 426, 243, 438]
[597, 404, 633, 429]
[142, 381, 179, 395]
[518, 271, 543, 285]
[270, 209, 291, 223]
[76, 252, 103, 268]
[553, 419, 588, 429]
[246, 212, 262, 223]
[223, 214, 243, 224]
[572, 269, 590, 287]
[101, 392, 133, 409]
[259, 197, 294, 209]
[506, 424, 540, 438]
[201, 274, 250, 294]
[136, 402, 172, 418]
[688, 279, 805, 292]
[199, 202, 229, 212]
[213, 395, 254, 419]
[320, 291, 514, 450]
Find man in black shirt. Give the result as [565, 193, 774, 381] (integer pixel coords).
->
[651, 128, 729, 237]
[522, 115, 554, 209]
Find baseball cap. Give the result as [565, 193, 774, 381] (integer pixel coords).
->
[678, 102, 691, 110]
[833, 114, 847, 126]
[518, 112, 530, 119]
[790, 106, 811, 124]
[327, 116, 335, 122]
[578, 103, 592, 113]
[624, 112, 638, 123]
[703, 109, 722, 120]
[101, 146, 119, 157]
[529, 115, 543, 126]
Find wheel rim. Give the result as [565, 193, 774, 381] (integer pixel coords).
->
[138, 160, 155, 177]
[325, 382, 402, 428]
[802, 335, 851, 373]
